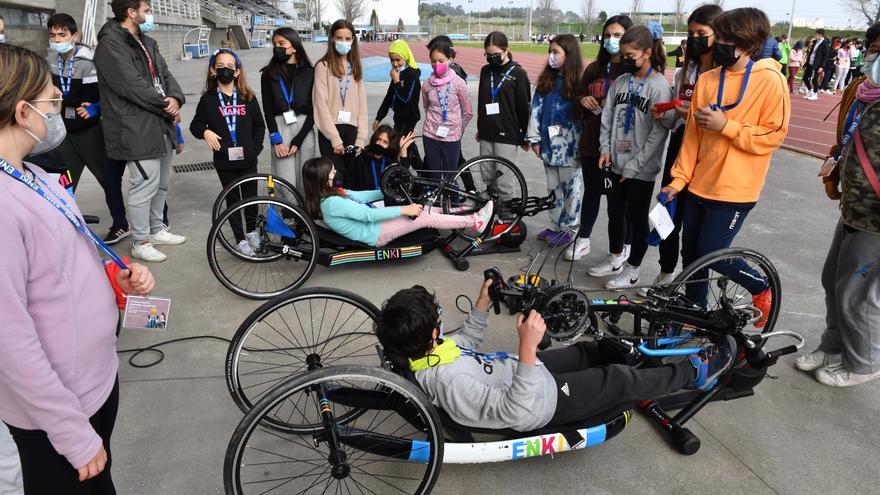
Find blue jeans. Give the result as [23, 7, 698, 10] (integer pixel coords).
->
[680, 192, 768, 306]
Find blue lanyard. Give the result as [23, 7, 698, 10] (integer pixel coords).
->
[0, 159, 127, 269]
[346, 193, 376, 208]
[604, 62, 612, 94]
[277, 76, 294, 110]
[458, 347, 511, 361]
[711, 59, 753, 112]
[218, 87, 238, 146]
[393, 73, 417, 104]
[437, 82, 451, 122]
[836, 101, 865, 161]
[339, 63, 351, 106]
[57, 50, 77, 96]
[370, 157, 386, 189]
[624, 67, 653, 135]
[489, 65, 516, 101]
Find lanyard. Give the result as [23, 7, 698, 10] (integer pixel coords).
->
[339, 63, 351, 107]
[711, 59, 753, 112]
[370, 157, 386, 190]
[437, 82, 451, 122]
[135, 38, 157, 79]
[57, 49, 77, 96]
[489, 65, 516, 101]
[604, 62, 612, 95]
[218, 87, 238, 146]
[277, 76, 294, 110]
[393, 78, 416, 104]
[458, 347, 511, 362]
[0, 159, 127, 269]
[624, 67, 653, 135]
[836, 101, 865, 161]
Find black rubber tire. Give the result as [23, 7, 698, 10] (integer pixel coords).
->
[211, 173, 303, 224]
[207, 197, 318, 300]
[224, 365, 444, 495]
[226, 287, 381, 417]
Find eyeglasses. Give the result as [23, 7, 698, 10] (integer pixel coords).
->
[30, 97, 63, 114]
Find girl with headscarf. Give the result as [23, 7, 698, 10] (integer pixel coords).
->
[373, 39, 421, 133]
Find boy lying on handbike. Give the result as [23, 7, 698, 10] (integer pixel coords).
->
[374, 280, 736, 431]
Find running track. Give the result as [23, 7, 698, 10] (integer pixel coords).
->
[360, 42, 838, 158]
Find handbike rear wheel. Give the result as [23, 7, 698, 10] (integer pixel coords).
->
[212, 173, 303, 224]
[207, 197, 318, 300]
[224, 365, 444, 495]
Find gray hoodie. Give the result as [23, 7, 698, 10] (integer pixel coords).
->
[415, 310, 558, 432]
[599, 71, 673, 181]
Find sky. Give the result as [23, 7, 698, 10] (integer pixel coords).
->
[460, 0, 865, 29]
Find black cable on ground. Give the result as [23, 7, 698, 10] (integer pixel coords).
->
[116, 336, 232, 368]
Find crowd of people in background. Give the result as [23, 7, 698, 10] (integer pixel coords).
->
[1, 0, 880, 493]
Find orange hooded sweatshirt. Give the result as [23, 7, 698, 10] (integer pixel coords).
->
[669, 58, 791, 203]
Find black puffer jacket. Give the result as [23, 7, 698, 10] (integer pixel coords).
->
[94, 20, 185, 161]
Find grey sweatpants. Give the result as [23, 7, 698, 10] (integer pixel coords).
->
[271, 114, 318, 192]
[819, 219, 880, 374]
[478, 140, 519, 203]
[127, 135, 173, 242]
[0, 424, 22, 495]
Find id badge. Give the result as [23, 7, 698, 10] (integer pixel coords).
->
[435, 125, 450, 138]
[818, 157, 839, 177]
[64, 107, 77, 120]
[485, 102, 500, 115]
[591, 105, 604, 116]
[548, 125, 563, 138]
[123, 295, 172, 330]
[616, 139, 633, 154]
[283, 111, 297, 124]
[228, 146, 245, 161]
[337, 110, 352, 123]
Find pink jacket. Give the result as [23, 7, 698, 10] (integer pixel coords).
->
[421, 74, 473, 141]
[788, 49, 805, 67]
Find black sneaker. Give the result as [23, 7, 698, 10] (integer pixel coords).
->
[689, 335, 736, 391]
[104, 225, 131, 245]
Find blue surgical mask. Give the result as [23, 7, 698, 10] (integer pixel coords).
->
[139, 14, 155, 33]
[864, 52, 880, 86]
[50, 42, 74, 54]
[335, 40, 352, 55]
[603, 37, 620, 55]
[548, 52, 562, 69]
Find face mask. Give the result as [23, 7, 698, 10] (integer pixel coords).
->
[432, 62, 448, 76]
[603, 38, 620, 55]
[24, 102, 67, 156]
[50, 42, 74, 54]
[272, 46, 290, 63]
[0, 34, 6, 43]
[139, 14, 155, 33]
[864, 53, 880, 86]
[215, 67, 236, 84]
[334, 40, 352, 55]
[367, 143, 388, 156]
[620, 57, 640, 74]
[486, 52, 504, 67]
[712, 42, 740, 68]
[548, 52, 562, 69]
[687, 36, 711, 58]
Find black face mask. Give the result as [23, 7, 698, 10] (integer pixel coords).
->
[486, 52, 504, 68]
[215, 67, 236, 84]
[687, 36, 712, 58]
[366, 143, 388, 156]
[712, 43, 740, 68]
[620, 57, 640, 74]
[273, 46, 290, 63]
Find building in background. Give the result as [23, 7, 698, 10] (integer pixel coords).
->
[321, 0, 417, 26]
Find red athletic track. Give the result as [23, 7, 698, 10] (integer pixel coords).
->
[360, 42, 838, 158]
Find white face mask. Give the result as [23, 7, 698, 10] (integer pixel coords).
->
[864, 52, 880, 86]
[24, 102, 67, 155]
[548, 52, 562, 69]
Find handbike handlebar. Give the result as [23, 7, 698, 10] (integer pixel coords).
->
[746, 330, 805, 361]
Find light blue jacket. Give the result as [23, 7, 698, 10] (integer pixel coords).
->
[320, 190, 401, 245]
[526, 76, 582, 167]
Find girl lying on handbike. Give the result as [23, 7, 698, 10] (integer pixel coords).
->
[301, 157, 493, 247]
[374, 280, 736, 431]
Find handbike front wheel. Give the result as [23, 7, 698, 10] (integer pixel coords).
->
[224, 365, 444, 495]
[443, 155, 528, 242]
[207, 197, 318, 300]
[226, 287, 382, 421]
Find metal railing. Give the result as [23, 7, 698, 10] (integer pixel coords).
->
[151, 0, 201, 20]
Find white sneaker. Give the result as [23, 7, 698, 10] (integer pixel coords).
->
[245, 230, 262, 250]
[564, 237, 591, 261]
[638, 271, 677, 297]
[469, 200, 494, 234]
[816, 364, 880, 387]
[237, 239, 256, 256]
[623, 244, 631, 261]
[150, 228, 187, 245]
[794, 349, 842, 371]
[588, 252, 628, 277]
[606, 263, 640, 290]
[131, 241, 167, 262]
[805, 93, 818, 101]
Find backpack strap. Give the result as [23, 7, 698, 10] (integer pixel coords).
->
[853, 129, 880, 200]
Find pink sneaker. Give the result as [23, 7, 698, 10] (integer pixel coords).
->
[469, 201, 494, 235]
